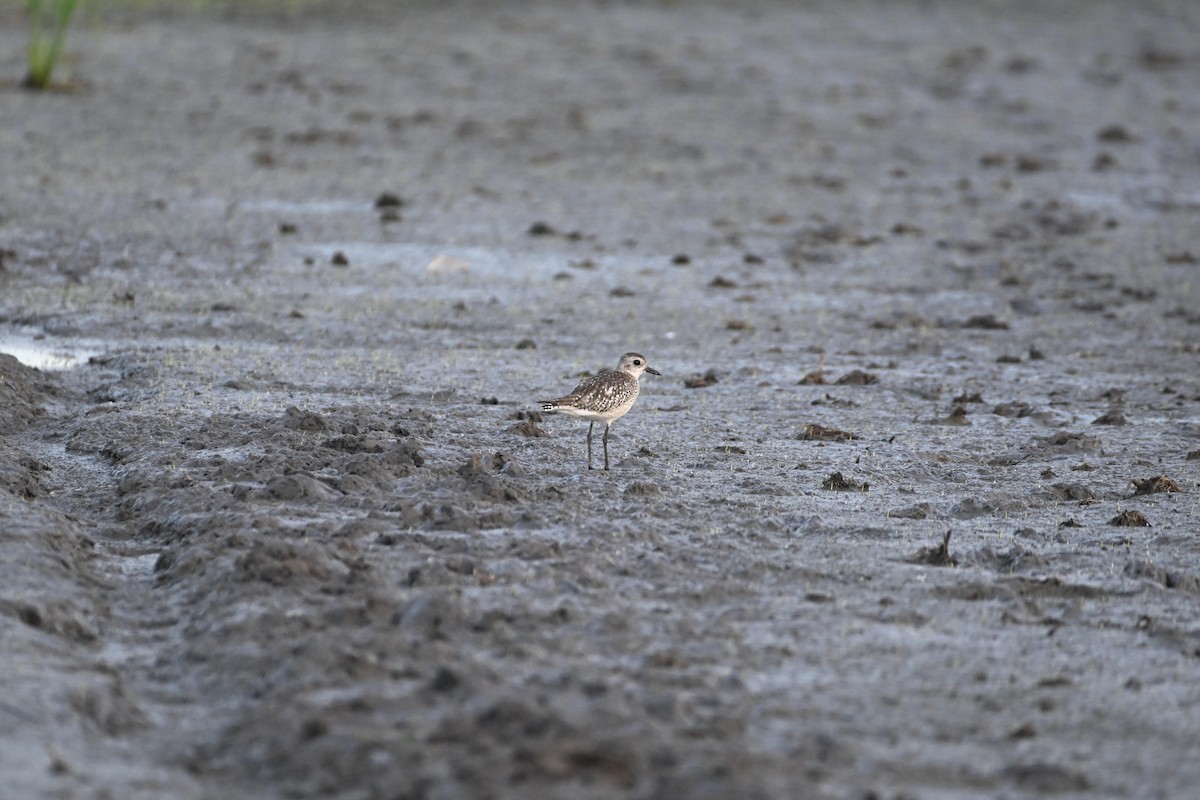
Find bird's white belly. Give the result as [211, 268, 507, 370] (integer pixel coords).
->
[549, 404, 630, 423]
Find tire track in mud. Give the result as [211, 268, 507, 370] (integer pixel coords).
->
[1, 353, 210, 799]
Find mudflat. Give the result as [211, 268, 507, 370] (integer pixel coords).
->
[2, 1, 1198, 798]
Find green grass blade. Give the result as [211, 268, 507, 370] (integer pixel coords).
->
[24, 0, 84, 89]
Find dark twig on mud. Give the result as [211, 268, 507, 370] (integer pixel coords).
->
[912, 530, 958, 566]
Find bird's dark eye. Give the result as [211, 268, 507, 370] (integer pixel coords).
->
[633, 359, 642, 366]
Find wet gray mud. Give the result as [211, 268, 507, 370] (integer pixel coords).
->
[2, 1, 1200, 798]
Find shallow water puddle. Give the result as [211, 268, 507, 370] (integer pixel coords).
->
[197, 197, 368, 215]
[297, 241, 588, 280]
[0, 331, 101, 370]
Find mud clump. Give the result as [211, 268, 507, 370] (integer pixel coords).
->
[260, 473, 341, 502]
[959, 313, 1010, 330]
[993, 401, 1034, 418]
[942, 405, 970, 425]
[974, 545, 1049, 574]
[821, 471, 868, 491]
[888, 502, 934, 520]
[0, 354, 55, 434]
[508, 419, 548, 437]
[1040, 482, 1097, 503]
[373, 192, 403, 209]
[0, 451, 50, 499]
[799, 366, 875, 387]
[912, 531, 958, 566]
[798, 423, 857, 442]
[1130, 476, 1181, 496]
[834, 369, 877, 386]
[683, 369, 719, 388]
[624, 481, 661, 497]
[457, 454, 530, 503]
[1001, 762, 1091, 793]
[281, 406, 334, 432]
[1110, 509, 1151, 527]
[1124, 560, 1200, 592]
[1092, 409, 1128, 426]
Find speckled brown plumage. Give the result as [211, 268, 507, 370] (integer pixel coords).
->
[539, 352, 660, 470]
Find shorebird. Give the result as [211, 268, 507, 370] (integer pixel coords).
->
[539, 352, 660, 470]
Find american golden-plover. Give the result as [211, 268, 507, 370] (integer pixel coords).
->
[539, 352, 660, 470]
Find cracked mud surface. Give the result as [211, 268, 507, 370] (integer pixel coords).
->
[2, 1, 1199, 798]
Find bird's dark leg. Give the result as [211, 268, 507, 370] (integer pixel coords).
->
[586, 421, 594, 470]
[603, 423, 610, 470]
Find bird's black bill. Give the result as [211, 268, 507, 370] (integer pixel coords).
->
[646, 367, 661, 376]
